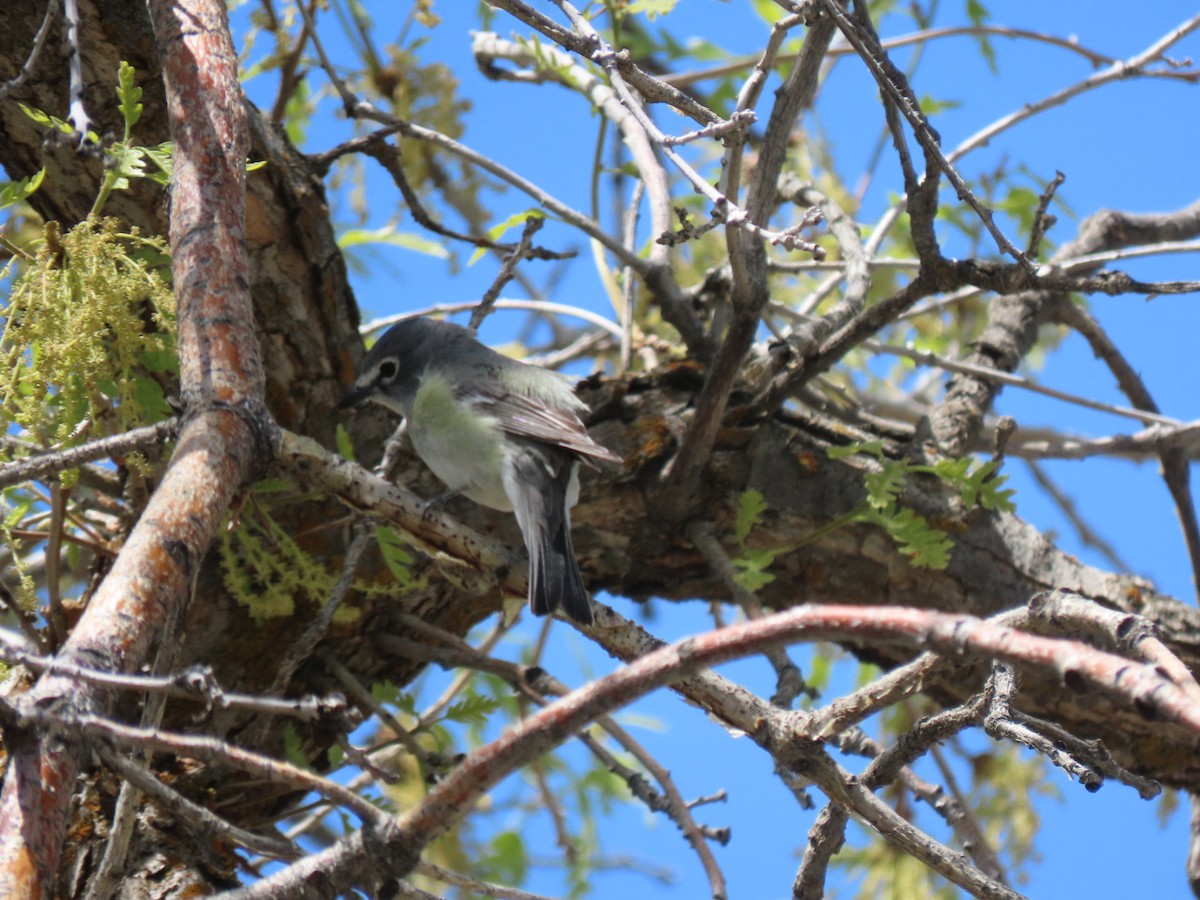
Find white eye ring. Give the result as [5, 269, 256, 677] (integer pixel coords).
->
[377, 358, 399, 381]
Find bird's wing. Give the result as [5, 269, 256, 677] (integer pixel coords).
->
[467, 386, 622, 466]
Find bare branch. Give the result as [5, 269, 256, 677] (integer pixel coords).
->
[0, 419, 178, 489]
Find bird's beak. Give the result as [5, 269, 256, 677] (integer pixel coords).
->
[338, 382, 374, 411]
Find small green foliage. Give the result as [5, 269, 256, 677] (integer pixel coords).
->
[18, 103, 88, 140]
[469, 210, 546, 266]
[996, 185, 1042, 237]
[826, 442, 1017, 570]
[0, 218, 176, 469]
[220, 505, 335, 621]
[478, 830, 528, 887]
[20, 63, 175, 217]
[735, 488, 768, 545]
[371, 679, 417, 716]
[0, 169, 44, 211]
[732, 547, 779, 593]
[870, 505, 954, 570]
[102, 61, 175, 206]
[335, 423, 356, 462]
[116, 59, 143, 130]
[0, 489, 37, 606]
[444, 694, 502, 726]
[375, 525, 415, 585]
[750, 0, 791, 25]
[920, 457, 1016, 513]
[918, 94, 963, 116]
[840, 833, 962, 900]
[966, 0, 998, 73]
[625, 0, 679, 18]
[338, 225, 450, 259]
[827, 440, 885, 461]
[731, 488, 780, 592]
[513, 35, 577, 84]
[862, 464, 906, 511]
[221, 493, 413, 623]
[326, 743, 346, 769]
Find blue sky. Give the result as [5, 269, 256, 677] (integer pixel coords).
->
[234, 2, 1200, 896]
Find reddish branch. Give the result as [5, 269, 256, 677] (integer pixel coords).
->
[229, 603, 1200, 898]
[0, 1, 264, 895]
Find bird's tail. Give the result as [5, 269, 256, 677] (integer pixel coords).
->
[510, 454, 594, 625]
[529, 506, 593, 625]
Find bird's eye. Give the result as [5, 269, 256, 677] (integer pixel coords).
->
[377, 358, 399, 382]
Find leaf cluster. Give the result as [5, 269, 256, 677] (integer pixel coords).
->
[828, 441, 1016, 569]
[0, 218, 175, 474]
[218, 489, 416, 623]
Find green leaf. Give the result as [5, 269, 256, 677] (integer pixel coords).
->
[468, 209, 545, 266]
[735, 489, 768, 546]
[997, 185, 1042, 234]
[0, 169, 44, 210]
[116, 60, 143, 131]
[326, 743, 345, 769]
[827, 440, 885, 461]
[967, 462, 1017, 512]
[445, 693, 501, 726]
[880, 506, 953, 569]
[4, 494, 34, 530]
[626, 0, 679, 18]
[863, 465, 904, 510]
[139, 347, 178, 374]
[108, 144, 148, 183]
[132, 375, 172, 422]
[335, 423, 356, 462]
[966, 0, 998, 73]
[375, 525, 413, 585]
[918, 94, 963, 116]
[733, 548, 777, 593]
[18, 102, 75, 136]
[966, 0, 990, 24]
[338, 225, 450, 258]
[142, 142, 175, 183]
[481, 830, 528, 885]
[370, 679, 415, 713]
[751, 0, 790, 25]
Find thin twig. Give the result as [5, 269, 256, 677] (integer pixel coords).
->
[0, 419, 178, 489]
[948, 14, 1200, 166]
[415, 858, 558, 900]
[49, 712, 390, 827]
[99, 746, 301, 862]
[0, 629, 342, 720]
[264, 521, 373, 697]
[817, 0, 1031, 267]
[865, 337, 1184, 428]
[469, 216, 545, 334]
[688, 521, 810, 708]
[0, 0, 60, 101]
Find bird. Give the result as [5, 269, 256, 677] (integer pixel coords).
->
[339, 316, 621, 625]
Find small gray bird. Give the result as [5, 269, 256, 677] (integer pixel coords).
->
[339, 316, 621, 625]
